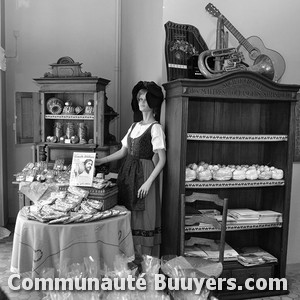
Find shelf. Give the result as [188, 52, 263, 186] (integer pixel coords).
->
[185, 179, 285, 189]
[187, 133, 288, 142]
[43, 142, 97, 148]
[45, 114, 94, 120]
[39, 143, 112, 151]
[185, 222, 282, 232]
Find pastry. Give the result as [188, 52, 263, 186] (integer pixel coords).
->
[84, 100, 94, 115]
[232, 168, 246, 180]
[271, 168, 284, 180]
[46, 97, 64, 114]
[257, 165, 271, 180]
[62, 101, 75, 115]
[186, 167, 197, 181]
[188, 163, 198, 171]
[245, 168, 258, 180]
[197, 169, 212, 181]
[213, 167, 232, 181]
[258, 171, 272, 180]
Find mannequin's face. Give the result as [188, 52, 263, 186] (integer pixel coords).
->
[138, 92, 152, 113]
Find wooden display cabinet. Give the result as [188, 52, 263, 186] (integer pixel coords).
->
[15, 57, 119, 164]
[161, 71, 299, 299]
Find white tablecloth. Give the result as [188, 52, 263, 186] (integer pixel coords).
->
[11, 208, 134, 278]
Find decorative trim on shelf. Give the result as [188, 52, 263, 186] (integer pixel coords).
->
[40, 142, 97, 149]
[45, 114, 94, 120]
[185, 222, 282, 232]
[187, 133, 288, 142]
[185, 179, 285, 189]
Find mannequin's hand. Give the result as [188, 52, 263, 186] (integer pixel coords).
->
[137, 181, 152, 198]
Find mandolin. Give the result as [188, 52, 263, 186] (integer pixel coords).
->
[205, 3, 286, 82]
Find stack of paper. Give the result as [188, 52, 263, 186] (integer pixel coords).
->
[228, 209, 260, 223]
[257, 210, 282, 223]
[214, 215, 237, 224]
[184, 237, 239, 261]
[237, 246, 278, 266]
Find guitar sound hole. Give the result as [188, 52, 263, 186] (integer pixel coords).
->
[249, 48, 261, 60]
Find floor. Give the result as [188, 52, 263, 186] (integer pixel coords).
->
[1, 224, 300, 300]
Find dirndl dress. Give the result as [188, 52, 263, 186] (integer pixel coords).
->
[117, 122, 162, 256]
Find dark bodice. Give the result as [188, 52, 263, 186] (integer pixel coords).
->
[127, 122, 156, 160]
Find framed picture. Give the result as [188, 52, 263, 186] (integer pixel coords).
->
[69, 152, 96, 187]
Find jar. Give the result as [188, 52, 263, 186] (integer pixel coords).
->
[65, 122, 75, 139]
[54, 121, 63, 139]
[77, 122, 87, 141]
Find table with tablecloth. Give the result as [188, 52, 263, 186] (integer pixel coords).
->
[10, 207, 134, 278]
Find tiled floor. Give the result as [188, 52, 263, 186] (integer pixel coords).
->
[1, 224, 300, 300]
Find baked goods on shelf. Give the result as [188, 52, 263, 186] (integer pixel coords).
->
[62, 101, 75, 115]
[245, 167, 259, 180]
[258, 171, 272, 180]
[185, 161, 284, 182]
[213, 167, 233, 181]
[257, 165, 272, 180]
[185, 167, 197, 181]
[271, 168, 284, 180]
[196, 168, 212, 181]
[232, 167, 247, 180]
[46, 97, 64, 114]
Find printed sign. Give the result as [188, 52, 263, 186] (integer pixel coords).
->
[69, 152, 96, 187]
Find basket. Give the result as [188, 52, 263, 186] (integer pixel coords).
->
[87, 186, 118, 211]
[59, 185, 118, 211]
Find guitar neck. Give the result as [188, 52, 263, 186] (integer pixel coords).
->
[220, 15, 254, 53]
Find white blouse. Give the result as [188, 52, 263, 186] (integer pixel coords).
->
[121, 122, 166, 152]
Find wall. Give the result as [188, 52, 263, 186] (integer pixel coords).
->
[4, 0, 300, 264]
[120, 0, 164, 138]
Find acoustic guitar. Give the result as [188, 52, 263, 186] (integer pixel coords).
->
[205, 3, 286, 82]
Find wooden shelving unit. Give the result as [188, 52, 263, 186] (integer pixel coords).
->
[15, 58, 120, 164]
[161, 71, 299, 299]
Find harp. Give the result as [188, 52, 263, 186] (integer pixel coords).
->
[164, 21, 209, 81]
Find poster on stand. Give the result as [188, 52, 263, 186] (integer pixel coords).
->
[69, 152, 96, 187]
